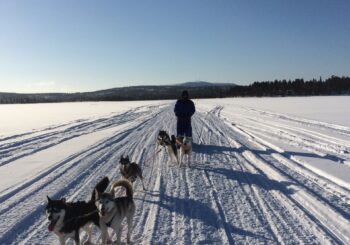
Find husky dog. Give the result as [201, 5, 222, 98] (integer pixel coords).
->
[157, 130, 172, 148]
[177, 136, 193, 167]
[157, 130, 179, 164]
[119, 155, 146, 190]
[45, 177, 110, 245]
[95, 179, 135, 245]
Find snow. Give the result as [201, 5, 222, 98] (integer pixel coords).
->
[197, 97, 350, 187]
[0, 96, 349, 244]
[0, 122, 133, 193]
[0, 101, 163, 138]
[200, 96, 350, 127]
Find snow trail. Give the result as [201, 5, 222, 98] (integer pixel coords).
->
[0, 100, 349, 244]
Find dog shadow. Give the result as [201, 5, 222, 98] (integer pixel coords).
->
[192, 142, 236, 155]
[191, 164, 295, 195]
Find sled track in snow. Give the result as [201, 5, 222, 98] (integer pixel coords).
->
[0, 103, 349, 244]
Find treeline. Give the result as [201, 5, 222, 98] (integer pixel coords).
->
[0, 76, 349, 104]
[0, 85, 232, 104]
[0, 93, 75, 104]
[229, 76, 350, 97]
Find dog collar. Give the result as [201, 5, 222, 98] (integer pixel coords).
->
[106, 219, 113, 227]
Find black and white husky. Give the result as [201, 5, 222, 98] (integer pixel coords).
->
[45, 177, 110, 245]
[95, 179, 135, 245]
[157, 130, 179, 164]
[177, 136, 193, 167]
[119, 155, 146, 190]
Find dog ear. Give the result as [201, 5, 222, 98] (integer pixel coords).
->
[47, 196, 51, 202]
[126, 155, 129, 160]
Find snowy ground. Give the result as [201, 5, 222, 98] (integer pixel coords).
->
[0, 97, 349, 244]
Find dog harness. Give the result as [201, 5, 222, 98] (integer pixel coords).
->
[105, 211, 117, 227]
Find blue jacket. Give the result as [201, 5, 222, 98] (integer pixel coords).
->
[174, 99, 195, 123]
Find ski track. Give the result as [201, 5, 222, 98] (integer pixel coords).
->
[0, 102, 349, 244]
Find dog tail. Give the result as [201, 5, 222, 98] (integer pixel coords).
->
[90, 176, 109, 201]
[110, 179, 133, 199]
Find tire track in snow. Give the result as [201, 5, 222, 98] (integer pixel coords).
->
[199, 113, 291, 244]
[0, 105, 165, 244]
[2, 101, 350, 244]
[203, 108, 345, 244]
[246, 107, 350, 136]
[236, 121, 349, 164]
[228, 121, 350, 219]
[0, 107, 161, 167]
[208, 107, 350, 244]
[191, 114, 277, 244]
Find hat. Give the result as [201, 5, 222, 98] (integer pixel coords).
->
[182, 90, 189, 97]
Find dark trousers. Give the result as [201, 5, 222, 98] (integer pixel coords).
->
[177, 120, 192, 137]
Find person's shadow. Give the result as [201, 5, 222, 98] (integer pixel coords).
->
[137, 192, 275, 244]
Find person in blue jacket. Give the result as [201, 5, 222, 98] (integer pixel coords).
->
[174, 90, 196, 137]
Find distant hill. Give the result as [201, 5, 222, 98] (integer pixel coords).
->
[177, 81, 237, 87]
[0, 82, 236, 104]
[3, 76, 347, 104]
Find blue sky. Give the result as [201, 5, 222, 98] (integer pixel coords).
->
[0, 0, 349, 92]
